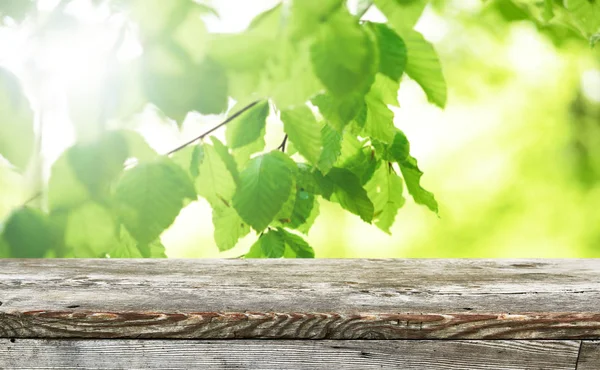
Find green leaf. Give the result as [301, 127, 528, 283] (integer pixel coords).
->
[64, 202, 118, 257]
[366, 22, 407, 81]
[272, 178, 297, 226]
[363, 75, 398, 144]
[296, 196, 321, 234]
[542, 0, 555, 22]
[311, 93, 364, 131]
[143, 44, 228, 124]
[109, 227, 167, 258]
[375, 129, 410, 162]
[212, 205, 250, 252]
[207, 5, 281, 100]
[281, 106, 323, 165]
[119, 130, 159, 162]
[326, 167, 374, 222]
[195, 142, 236, 206]
[47, 152, 90, 211]
[317, 123, 342, 174]
[262, 40, 324, 109]
[310, 8, 377, 97]
[288, 190, 315, 229]
[47, 131, 133, 211]
[127, 0, 194, 40]
[170, 143, 204, 180]
[0, 0, 36, 22]
[211, 136, 240, 184]
[403, 30, 447, 108]
[260, 229, 286, 258]
[245, 238, 265, 258]
[297, 163, 329, 196]
[365, 162, 405, 234]
[0, 67, 34, 171]
[277, 228, 315, 258]
[342, 147, 379, 185]
[232, 131, 266, 168]
[336, 129, 364, 164]
[2, 207, 56, 258]
[288, 0, 344, 39]
[374, 0, 427, 30]
[226, 101, 269, 149]
[233, 151, 296, 231]
[565, 0, 600, 38]
[114, 158, 196, 244]
[399, 155, 438, 213]
[71, 131, 129, 194]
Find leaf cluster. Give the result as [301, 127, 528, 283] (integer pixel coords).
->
[0, 0, 447, 258]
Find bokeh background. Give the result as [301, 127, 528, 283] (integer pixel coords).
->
[1, 0, 599, 257]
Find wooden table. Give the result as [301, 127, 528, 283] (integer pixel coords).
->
[1, 259, 599, 369]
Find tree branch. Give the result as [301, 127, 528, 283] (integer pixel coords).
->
[277, 135, 288, 152]
[166, 100, 260, 155]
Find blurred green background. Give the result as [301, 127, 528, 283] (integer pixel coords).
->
[1, 0, 599, 258]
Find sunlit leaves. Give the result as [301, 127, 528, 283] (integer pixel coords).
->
[259, 228, 286, 258]
[377, 130, 437, 213]
[114, 158, 196, 244]
[342, 147, 379, 185]
[171, 144, 203, 180]
[64, 202, 118, 257]
[311, 93, 363, 131]
[403, 30, 447, 108]
[1, 207, 56, 258]
[47, 130, 153, 211]
[195, 141, 236, 206]
[365, 163, 405, 234]
[399, 154, 438, 213]
[279, 228, 315, 258]
[366, 22, 408, 81]
[326, 167, 374, 222]
[374, 0, 428, 30]
[281, 106, 323, 165]
[245, 227, 314, 258]
[565, 0, 600, 41]
[226, 101, 269, 149]
[318, 124, 342, 173]
[0, 68, 34, 171]
[212, 205, 250, 252]
[288, 0, 344, 39]
[363, 75, 398, 144]
[0, 0, 449, 259]
[126, 0, 196, 41]
[143, 45, 228, 124]
[310, 8, 377, 97]
[233, 151, 296, 232]
[109, 227, 167, 258]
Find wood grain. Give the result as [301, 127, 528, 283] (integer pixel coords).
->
[0, 339, 581, 370]
[577, 341, 600, 370]
[1, 259, 599, 339]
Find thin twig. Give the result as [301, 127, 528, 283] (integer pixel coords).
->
[23, 192, 42, 207]
[166, 100, 260, 156]
[277, 135, 288, 152]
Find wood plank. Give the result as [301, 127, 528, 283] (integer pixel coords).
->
[1, 259, 600, 339]
[577, 341, 600, 370]
[0, 339, 581, 370]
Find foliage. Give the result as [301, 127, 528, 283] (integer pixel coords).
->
[0, 0, 596, 258]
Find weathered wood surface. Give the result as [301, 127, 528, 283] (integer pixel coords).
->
[578, 341, 600, 370]
[0, 339, 582, 370]
[1, 259, 600, 339]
